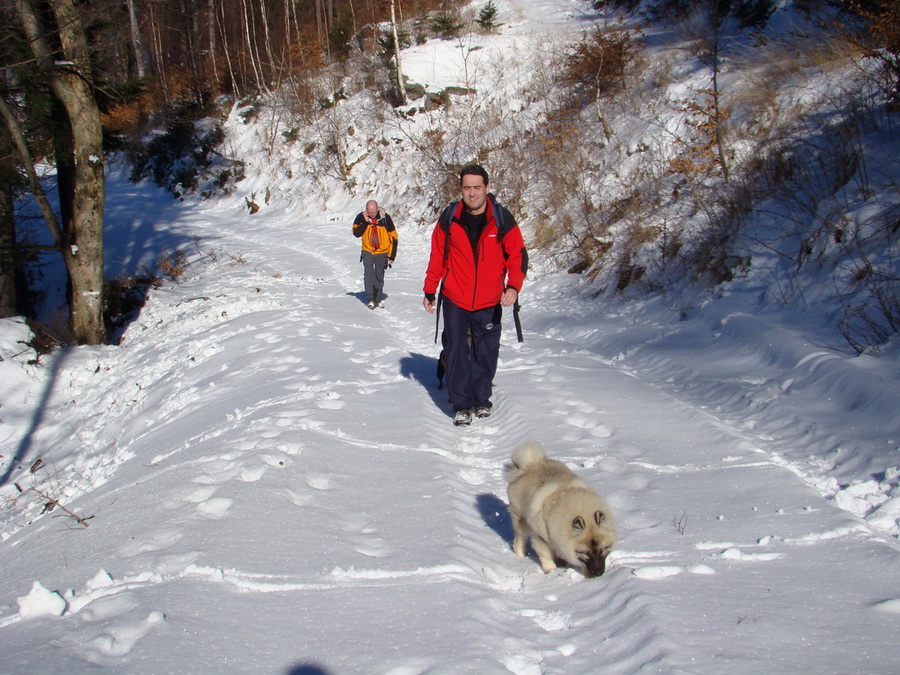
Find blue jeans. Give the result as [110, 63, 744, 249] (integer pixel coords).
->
[441, 295, 502, 412]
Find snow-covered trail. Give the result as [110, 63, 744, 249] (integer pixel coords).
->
[2, 193, 898, 673]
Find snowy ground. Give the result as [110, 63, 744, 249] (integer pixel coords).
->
[2, 0, 900, 672]
[1, 166, 899, 672]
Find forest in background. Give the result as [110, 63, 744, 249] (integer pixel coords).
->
[1, 0, 898, 353]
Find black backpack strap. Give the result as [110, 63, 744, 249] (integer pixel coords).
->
[489, 194, 514, 241]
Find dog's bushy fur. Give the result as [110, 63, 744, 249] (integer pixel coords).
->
[504, 443, 617, 577]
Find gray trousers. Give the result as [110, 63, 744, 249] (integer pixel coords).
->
[361, 251, 388, 302]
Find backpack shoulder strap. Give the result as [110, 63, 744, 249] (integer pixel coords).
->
[438, 201, 459, 265]
[489, 194, 513, 240]
[438, 201, 458, 231]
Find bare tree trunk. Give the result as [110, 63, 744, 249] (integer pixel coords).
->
[390, 0, 407, 105]
[208, 0, 218, 85]
[259, 0, 276, 81]
[148, 1, 168, 100]
[125, 0, 148, 78]
[708, 0, 730, 182]
[14, 0, 106, 345]
[241, 0, 265, 91]
[0, 97, 65, 246]
[593, 50, 613, 140]
[710, 58, 730, 182]
[187, 0, 203, 97]
[315, 0, 322, 42]
[0, 184, 16, 318]
[217, 0, 240, 96]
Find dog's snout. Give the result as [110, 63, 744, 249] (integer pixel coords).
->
[584, 551, 608, 578]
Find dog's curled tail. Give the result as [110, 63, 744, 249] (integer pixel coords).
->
[504, 443, 547, 483]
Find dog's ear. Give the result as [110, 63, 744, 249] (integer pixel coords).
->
[594, 510, 605, 526]
[572, 516, 585, 531]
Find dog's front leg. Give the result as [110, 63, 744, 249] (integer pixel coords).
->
[531, 537, 558, 573]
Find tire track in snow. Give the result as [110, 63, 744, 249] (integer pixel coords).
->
[302, 210, 690, 672]
[408, 354, 684, 672]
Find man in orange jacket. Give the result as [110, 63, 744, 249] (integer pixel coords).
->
[353, 200, 398, 309]
[423, 165, 528, 426]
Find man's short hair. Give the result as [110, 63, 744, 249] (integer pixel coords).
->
[459, 164, 489, 186]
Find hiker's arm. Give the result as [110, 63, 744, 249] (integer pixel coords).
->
[351, 214, 368, 237]
[422, 226, 446, 298]
[502, 223, 528, 292]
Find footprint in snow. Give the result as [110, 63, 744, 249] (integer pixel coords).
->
[873, 598, 900, 614]
[316, 392, 346, 410]
[52, 611, 166, 667]
[183, 486, 217, 503]
[519, 608, 572, 632]
[236, 452, 287, 481]
[196, 497, 234, 519]
[355, 538, 393, 558]
[75, 593, 139, 622]
[118, 529, 183, 558]
[632, 565, 683, 579]
[457, 435, 493, 455]
[458, 468, 487, 486]
[632, 564, 717, 579]
[340, 514, 375, 533]
[281, 487, 314, 506]
[152, 551, 202, 576]
[503, 648, 544, 675]
[566, 399, 599, 413]
[719, 548, 783, 562]
[239, 465, 268, 482]
[304, 475, 332, 490]
[563, 413, 612, 437]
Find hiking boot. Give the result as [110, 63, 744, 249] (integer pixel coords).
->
[453, 409, 473, 426]
[475, 406, 492, 418]
[367, 300, 376, 309]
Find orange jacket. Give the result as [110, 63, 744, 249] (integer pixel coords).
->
[352, 209, 398, 258]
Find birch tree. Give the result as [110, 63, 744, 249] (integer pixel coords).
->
[390, 0, 407, 105]
[125, 0, 148, 78]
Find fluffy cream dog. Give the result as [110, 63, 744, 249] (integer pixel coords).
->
[505, 443, 617, 577]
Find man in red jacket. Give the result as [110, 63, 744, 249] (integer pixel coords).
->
[423, 164, 528, 426]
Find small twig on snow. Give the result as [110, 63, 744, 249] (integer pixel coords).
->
[30, 487, 94, 527]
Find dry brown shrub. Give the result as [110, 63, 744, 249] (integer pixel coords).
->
[102, 67, 213, 134]
[670, 88, 730, 177]
[558, 25, 633, 113]
[157, 248, 188, 280]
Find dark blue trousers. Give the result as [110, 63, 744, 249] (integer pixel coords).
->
[441, 295, 502, 412]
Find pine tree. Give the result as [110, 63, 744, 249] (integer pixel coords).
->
[475, 2, 502, 33]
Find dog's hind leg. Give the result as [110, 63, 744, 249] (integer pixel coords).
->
[511, 514, 530, 557]
[530, 537, 558, 573]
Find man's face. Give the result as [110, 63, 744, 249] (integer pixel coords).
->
[461, 174, 488, 215]
[365, 203, 378, 219]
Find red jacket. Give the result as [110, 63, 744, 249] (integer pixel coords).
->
[423, 197, 527, 311]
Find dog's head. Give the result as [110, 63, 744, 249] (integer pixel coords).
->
[549, 489, 617, 578]
[571, 510, 615, 577]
